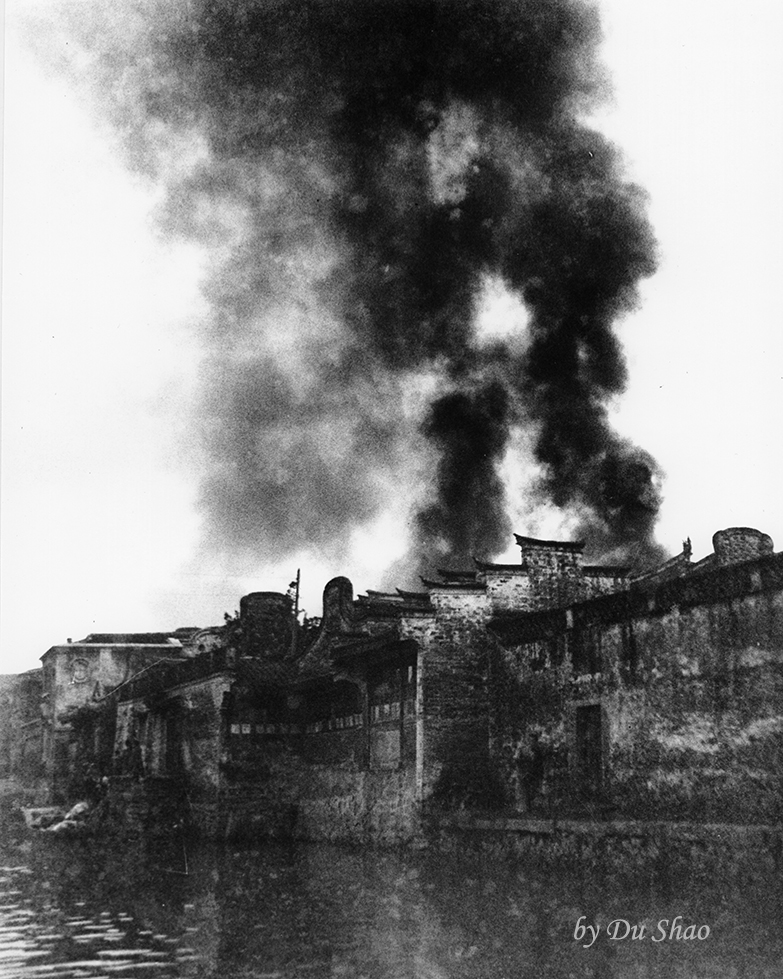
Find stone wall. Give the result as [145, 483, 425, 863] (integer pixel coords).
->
[106, 736, 419, 845]
[608, 587, 783, 823]
[91, 532, 783, 848]
[482, 569, 532, 612]
[216, 712, 420, 843]
[489, 553, 783, 824]
[514, 538, 587, 610]
[432, 813, 782, 884]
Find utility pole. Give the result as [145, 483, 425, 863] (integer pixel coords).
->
[290, 569, 300, 657]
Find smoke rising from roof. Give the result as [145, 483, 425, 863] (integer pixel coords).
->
[46, 0, 665, 580]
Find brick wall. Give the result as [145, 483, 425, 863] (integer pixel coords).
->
[515, 539, 587, 609]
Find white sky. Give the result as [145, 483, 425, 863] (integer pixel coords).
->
[2, 0, 783, 673]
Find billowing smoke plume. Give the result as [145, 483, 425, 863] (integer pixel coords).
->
[49, 0, 665, 577]
[417, 382, 513, 567]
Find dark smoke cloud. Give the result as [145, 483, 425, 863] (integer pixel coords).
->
[417, 381, 512, 568]
[47, 0, 665, 577]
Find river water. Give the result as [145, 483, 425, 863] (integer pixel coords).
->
[0, 834, 780, 979]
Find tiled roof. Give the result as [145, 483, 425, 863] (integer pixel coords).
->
[583, 565, 631, 577]
[355, 591, 434, 617]
[395, 588, 430, 601]
[514, 535, 585, 551]
[627, 549, 691, 589]
[77, 633, 182, 645]
[420, 576, 485, 590]
[331, 635, 418, 668]
[473, 561, 525, 572]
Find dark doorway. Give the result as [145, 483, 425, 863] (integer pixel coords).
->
[165, 707, 184, 777]
[575, 704, 602, 799]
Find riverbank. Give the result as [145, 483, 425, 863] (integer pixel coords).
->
[14, 770, 782, 890]
[55, 774, 779, 888]
[432, 811, 783, 886]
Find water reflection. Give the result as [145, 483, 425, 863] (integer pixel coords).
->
[0, 836, 780, 978]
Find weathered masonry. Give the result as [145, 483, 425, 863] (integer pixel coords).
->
[21, 526, 783, 850]
[488, 528, 783, 825]
[39, 632, 195, 801]
[107, 582, 424, 842]
[64, 536, 626, 840]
